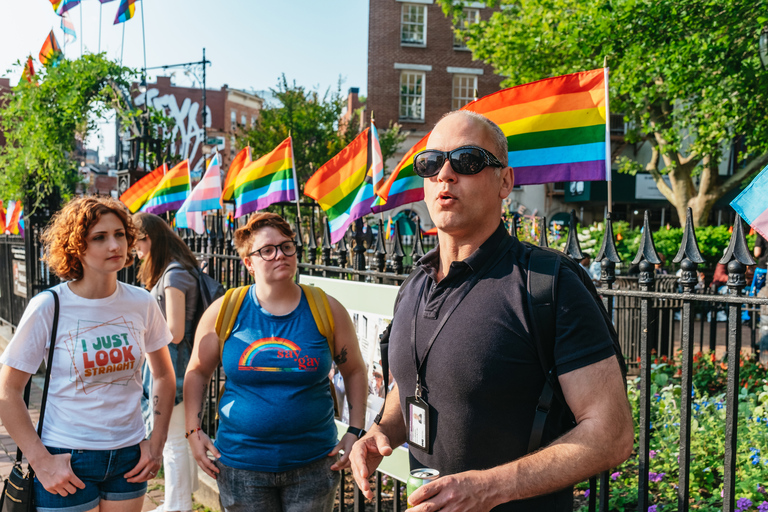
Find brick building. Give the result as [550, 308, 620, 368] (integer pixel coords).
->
[367, 1, 503, 156]
[132, 77, 263, 179]
[0, 78, 11, 148]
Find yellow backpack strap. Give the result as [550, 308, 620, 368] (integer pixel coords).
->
[299, 283, 335, 356]
[215, 285, 250, 359]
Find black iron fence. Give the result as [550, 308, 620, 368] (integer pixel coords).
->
[1, 205, 766, 512]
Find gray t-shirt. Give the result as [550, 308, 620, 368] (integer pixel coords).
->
[151, 261, 198, 332]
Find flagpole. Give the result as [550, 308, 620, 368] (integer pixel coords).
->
[604, 61, 613, 215]
[289, 134, 302, 225]
[98, 2, 102, 53]
[120, 24, 125, 65]
[79, 3, 83, 57]
[140, 0, 147, 73]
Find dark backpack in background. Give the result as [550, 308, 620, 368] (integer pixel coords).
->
[194, 263, 225, 332]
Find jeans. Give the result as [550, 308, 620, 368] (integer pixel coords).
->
[215, 455, 340, 512]
[34, 444, 147, 512]
[162, 402, 199, 511]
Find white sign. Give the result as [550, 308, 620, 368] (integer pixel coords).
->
[635, 174, 672, 200]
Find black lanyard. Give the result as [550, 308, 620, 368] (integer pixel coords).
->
[410, 236, 513, 398]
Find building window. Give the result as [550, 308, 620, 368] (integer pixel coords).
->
[241, 114, 247, 127]
[454, 8, 480, 49]
[452, 74, 477, 110]
[610, 113, 626, 136]
[251, 115, 257, 127]
[400, 71, 425, 121]
[230, 110, 237, 129]
[401, 4, 427, 46]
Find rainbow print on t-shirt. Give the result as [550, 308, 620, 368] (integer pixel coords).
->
[238, 337, 319, 372]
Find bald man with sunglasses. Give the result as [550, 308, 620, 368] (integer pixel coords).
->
[349, 111, 633, 511]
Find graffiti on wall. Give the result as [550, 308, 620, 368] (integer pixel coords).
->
[134, 88, 212, 174]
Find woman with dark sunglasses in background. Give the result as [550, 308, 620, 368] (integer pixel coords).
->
[183, 212, 368, 512]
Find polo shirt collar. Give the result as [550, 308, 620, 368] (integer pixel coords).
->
[417, 221, 510, 278]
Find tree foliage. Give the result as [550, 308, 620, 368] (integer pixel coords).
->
[237, 76, 408, 191]
[0, 54, 136, 211]
[440, 0, 768, 226]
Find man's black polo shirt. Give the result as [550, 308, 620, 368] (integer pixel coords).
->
[389, 223, 615, 511]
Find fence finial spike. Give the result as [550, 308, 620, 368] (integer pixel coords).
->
[720, 216, 755, 266]
[563, 210, 584, 260]
[375, 218, 387, 272]
[596, 211, 622, 264]
[321, 218, 332, 250]
[631, 210, 661, 265]
[412, 215, 426, 263]
[672, 207, 705, 264]
[392, 220, 405, 258]
[538, 216, 548, 247]
[293, 221, 304, 263]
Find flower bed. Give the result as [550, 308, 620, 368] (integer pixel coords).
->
[576, 351, 768, 511]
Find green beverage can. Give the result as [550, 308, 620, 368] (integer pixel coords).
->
[406, 468, 440, 508]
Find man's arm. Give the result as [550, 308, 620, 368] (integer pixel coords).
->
[407, 355, 634, 512]
[349, 381, 408, 499]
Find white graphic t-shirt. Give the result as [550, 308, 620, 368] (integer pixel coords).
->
[0, 281, 172, 450]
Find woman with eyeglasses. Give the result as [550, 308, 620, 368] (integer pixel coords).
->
[0, 196, 175, 512]
[183, 212, 367, 512]
[133, 212, 200, 512]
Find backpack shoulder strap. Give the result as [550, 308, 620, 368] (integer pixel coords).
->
[215, 285, 250, 359]
[525, 244, 563, 453]
[300, 283, 335, 356]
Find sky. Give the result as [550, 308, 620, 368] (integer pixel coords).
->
[1, 0, 369, 159]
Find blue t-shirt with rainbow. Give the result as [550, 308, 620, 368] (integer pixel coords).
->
[214, 286, 337, 472]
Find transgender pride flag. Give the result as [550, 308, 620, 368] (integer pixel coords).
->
[731, 165, 768, 240]
[176, 154, 222, 233]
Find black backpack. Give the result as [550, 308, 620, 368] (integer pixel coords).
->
[194, 263, 225, 330]
[376, 242, 627, 452]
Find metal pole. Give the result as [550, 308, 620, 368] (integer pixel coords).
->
[202, 48, 207, 146]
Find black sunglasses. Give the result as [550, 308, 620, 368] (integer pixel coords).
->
[413, 145, 504, 178]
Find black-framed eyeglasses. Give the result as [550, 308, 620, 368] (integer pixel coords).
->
[248, 241, 297, 261]
[413, 145, 504, 178]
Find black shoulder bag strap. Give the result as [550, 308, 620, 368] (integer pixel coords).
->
[526, 248, 562, 453]
[15, 289, 60, 473]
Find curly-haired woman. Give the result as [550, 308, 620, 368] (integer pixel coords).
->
[0, 196, 175, 512]
[184, 212, 368, 512]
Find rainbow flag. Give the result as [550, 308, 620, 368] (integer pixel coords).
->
[304, 129, 374, 243]
[373, 68, 610, 211]
[62, 13, 77, 45]
[141, 160, 190, 215]
[50, 0, 80, 15]
[114, 0, 138, 24]
[176, 154, 222, 234]
[39, 31, 62, 67]
[732, 165, 768, 240]
[463, 67, 610, 185]
[0, 201, 6, 234]
[221, 146, 251, 205]
[5, 200, 22, 235]
[120, 164, 166, 213]
[371, 133, 428, 214]
[21, 56, 35, 83]
[234, 138, 297, 218]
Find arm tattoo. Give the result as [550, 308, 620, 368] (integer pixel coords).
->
[333, 347, 348, 365]
[153, 395, 161, 415]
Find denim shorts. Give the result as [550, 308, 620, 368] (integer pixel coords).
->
[34, 444, 147, 512]
[215, 455, 341, 512]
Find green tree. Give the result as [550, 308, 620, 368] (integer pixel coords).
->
[238, 76, 360, 188]
[440, 0, 768, 227]
[238, 76, 408, 189]
[0, 54, 138, 211]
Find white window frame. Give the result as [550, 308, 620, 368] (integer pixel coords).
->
[230, 110, 237, 129]
[401, 3, 427, 47]
[241, 114, 247, 127]
[453, 7, 480, 50]
[399, 71, 425, 122]
[452, 74, 477, 110]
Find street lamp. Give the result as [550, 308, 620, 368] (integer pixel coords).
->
[760, 27, 768, 69]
